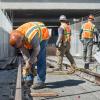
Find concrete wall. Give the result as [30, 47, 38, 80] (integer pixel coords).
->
[0, 10, 15, 59]
[71, 22, 83, 56]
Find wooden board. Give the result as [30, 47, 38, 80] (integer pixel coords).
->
[30, 92, 58, 97]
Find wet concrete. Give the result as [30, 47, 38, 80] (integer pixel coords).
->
[0, 69, 17, 100]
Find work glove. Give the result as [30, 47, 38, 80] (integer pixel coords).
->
[56, 42, 61, 48]
[80, 39, 84, 43]
[31, 67, 37, 76]
[22, 67, 31, 77]
[79, 34, 82, 40]
[56, 44, 59, 48]
[25, 61, 32, 69]
[56, 41, 59, 48]
[22, 61, 32, 74]
[22, 62, 33, 81]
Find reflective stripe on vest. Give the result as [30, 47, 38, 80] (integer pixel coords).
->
[82, 22, 95, 38]
[34, 23, 42, 42]
[34, 23, 49, 41]
[62, 25, 71, 42]
[25, 25, 38, 43]
[25, 23, 45, 43]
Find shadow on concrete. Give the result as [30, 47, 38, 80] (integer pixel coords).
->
[46, 79, 85, 89]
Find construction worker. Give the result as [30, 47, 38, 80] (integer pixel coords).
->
[55, 15, 76, 72]
[9, 22, 50, 89]
[79, 15, 97, 64]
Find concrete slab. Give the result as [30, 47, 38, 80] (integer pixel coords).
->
[47, 56, 100, 73]
[31, 74, 100, 100]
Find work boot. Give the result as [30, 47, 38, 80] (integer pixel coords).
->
[84, 62, 89, 69]
[25, 80, 33, 87]
[31, 83, 46, 89]
[23, 74, 34, 87]
[53, 64, 62, 71]
[53, 67, 62, 71]
[67, 64, 76, 74]
[31, 67, 37, 76]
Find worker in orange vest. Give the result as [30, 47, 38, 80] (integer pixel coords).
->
[9, 22, 50, 89]
[79, 15, 97, 63]
[56, 15, 76, 73]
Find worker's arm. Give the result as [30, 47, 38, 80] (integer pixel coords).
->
[79, 29, 83, 40]
[79, 24, 84, 40]
[93, 27, 98, 43]
[29, 45, 40, 65]
[56, 27, 64, 48]
[20, 46, 30, 68]
[20, 34, 40, 68]
[20, 45, 40, 69]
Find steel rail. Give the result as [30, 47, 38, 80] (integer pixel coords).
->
[15, 57, 22, 100]
[47, 58, 100, 85]
[76, 68, 100, 85]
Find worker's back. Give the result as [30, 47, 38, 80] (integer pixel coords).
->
[17, 22, 49, 42]
[16, 22, 49, 49]
[82, 21, 95, 39]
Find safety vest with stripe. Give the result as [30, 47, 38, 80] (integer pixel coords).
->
[17, 22, 49, 49]
[60, 23, 71, 42]
[81, 21, 95, 38]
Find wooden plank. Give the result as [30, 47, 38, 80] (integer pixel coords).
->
[76, 70, 100, 85]
[95, 77, 100, 85]
[30, 92, 58, 97]
[80, 68, 100, 77]
[47, 57, 100, 77]
[77, 71, 95, 82]
[15, 57, 22, 100]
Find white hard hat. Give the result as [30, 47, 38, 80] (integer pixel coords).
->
[59, 15, 67, 21]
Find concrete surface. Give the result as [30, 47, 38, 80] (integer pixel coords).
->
[47, 56, 100, 73]
[31, 74, 100, 100]
[0, 69, 17, 100]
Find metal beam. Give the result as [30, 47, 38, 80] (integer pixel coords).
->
[13, 18, 58, 23]
[1, 2, 100, 10]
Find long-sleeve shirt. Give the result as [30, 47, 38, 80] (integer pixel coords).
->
[20, 34, 40, 65]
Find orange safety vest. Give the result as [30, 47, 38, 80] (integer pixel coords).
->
[16, 22, 49, 49]
[82, 21, 95, 38]
[60, 23, 71, 42]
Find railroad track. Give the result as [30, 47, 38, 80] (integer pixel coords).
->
[14, 57, 100, 100]
[47, 57, 100, 84]
[76, 68, 100, 85]
[15, 57, 32, 100]
[15, 57, 22, 100]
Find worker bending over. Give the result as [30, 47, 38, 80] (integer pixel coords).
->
[9, 22, 49, 89]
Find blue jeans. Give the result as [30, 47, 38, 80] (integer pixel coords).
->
[36, 40, 48, 83]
